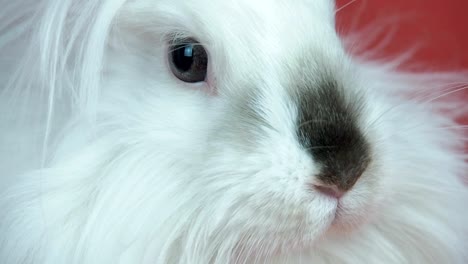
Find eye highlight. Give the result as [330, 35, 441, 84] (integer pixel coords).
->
[169, 38, 208, 83]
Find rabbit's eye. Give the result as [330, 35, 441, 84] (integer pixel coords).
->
[169, 38, 208, 83]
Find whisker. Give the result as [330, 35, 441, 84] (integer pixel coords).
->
[363, 84, 468, 138]
[432, 125, 468, 130]
[408, 83, 463, 100]
[297, 119, 331, 130]
[305, 146, 338, 151]
[372, 122, 468, 145]
[362, 102, 404, 137]
[335, 0, 360, 14]
[423, 85, 468, 104]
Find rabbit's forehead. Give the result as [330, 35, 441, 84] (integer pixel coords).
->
[122, 0, 336, 45]
[193, 0, 335, 43]
[162, 0, 335, 20]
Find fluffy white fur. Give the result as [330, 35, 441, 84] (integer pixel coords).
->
[0, 0, 467, 263]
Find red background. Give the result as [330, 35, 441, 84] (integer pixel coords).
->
[335, 0, 468, 158]
[336, 0, 468, 71]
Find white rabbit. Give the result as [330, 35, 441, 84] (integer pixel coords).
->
[0, 0, 467, 263]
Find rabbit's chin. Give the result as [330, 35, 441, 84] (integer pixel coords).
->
[230, 194, 377, 262]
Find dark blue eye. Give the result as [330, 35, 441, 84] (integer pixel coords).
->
[169, 38, 208, 83]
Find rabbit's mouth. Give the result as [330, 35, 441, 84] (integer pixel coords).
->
[330, 202, 357, 230]
[324, 192, 378, 235]
[229, 199, 343, 260]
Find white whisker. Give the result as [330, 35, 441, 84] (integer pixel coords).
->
[335, 0, 360, 14]
[424, 85, 468, 103]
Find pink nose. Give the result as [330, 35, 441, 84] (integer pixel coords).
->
[314, 185, 345, 199]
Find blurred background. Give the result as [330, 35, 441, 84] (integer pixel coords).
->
[335, 0, 468, 159]
[336, 0, 468, 70]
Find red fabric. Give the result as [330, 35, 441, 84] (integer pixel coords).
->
[335, 0, 468, 156]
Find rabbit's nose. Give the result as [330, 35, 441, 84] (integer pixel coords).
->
[311, 164, 367, 198]
[313, 160, 369, 195]
[295, 79, 372, 194]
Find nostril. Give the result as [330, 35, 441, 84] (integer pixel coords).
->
[314, 184, 345, 199]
